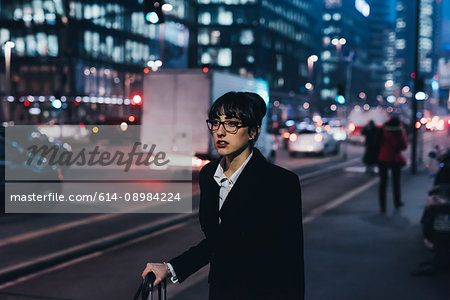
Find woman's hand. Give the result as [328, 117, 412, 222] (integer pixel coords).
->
[141, 262, 170, 286]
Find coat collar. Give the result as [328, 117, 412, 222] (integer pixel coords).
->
[206, 147, 267, 180]
[204, 148, 267, 215]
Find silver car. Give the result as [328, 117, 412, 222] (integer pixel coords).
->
[288, 128, 340, 156]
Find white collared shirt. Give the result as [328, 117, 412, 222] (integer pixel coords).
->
[213, 150, 253, 212]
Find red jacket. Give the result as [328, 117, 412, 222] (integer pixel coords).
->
[378, 125, 407, 165]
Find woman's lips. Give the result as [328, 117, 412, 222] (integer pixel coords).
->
[216, 141, 228, 148]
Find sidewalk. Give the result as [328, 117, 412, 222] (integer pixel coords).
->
[304, 169, 450, 300]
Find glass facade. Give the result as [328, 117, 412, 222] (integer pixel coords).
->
[196, 0, 321, 94]
[319, 0, 371, 110]
[0, 0, 195, 125]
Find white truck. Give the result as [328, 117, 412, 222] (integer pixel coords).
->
[141, 69, 276, 168]
[347, 107, 389, 143]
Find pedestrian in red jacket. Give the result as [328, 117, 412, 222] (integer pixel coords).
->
[377, 116, 407, 213]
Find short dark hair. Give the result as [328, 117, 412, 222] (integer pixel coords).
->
[208, 92, 267, 147]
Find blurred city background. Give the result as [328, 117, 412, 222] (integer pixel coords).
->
[1, 0, 450, 299]
[0, 0, 448, 128]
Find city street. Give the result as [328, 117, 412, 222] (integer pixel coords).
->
[1, 0, 449, 299]
[0, 131, 449, 299]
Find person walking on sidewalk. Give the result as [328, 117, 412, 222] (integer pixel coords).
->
[362, 120, 380, 174]
[141, 92, 305, 299]
[377, 116, 407, 213]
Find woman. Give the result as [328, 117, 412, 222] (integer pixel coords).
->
[141, 92, 304, 299]
[377, 116, 407, 213]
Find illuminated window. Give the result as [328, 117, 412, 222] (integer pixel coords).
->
[324, 26, 339, 35]
[218, 8, 232, 25]
[15, 38, 25, 56]
[113, 45, 122, 62]
[323, 76, 330, 85]
[105, 36, 114, 57]
[132, 12, 146, 34]
[321, 50, 331, 60]
[211, 30, 221, 45]
[92, 32, 100, 56]
[217, 48, 232, 66]
[23, 6, 33, 22]
[13, 8, 23, 20]
[396, 19, 406, 29]
[26, 34, 37, 56]
[148, 24, 158, 39]
[69, 1, 76, 17]
[84, 4, 92, 19]
[199, 12, 211, 25]
[84, 31, 92, 53]
[323, 13, 331, 21]
[34, 34, 49, 56]
[91, 4, 101, 19]
[276, 55, 283, 72]
[239, 30, 254, 45]
[198, 29, 210, 45]
[321, 89, 333, 98]
[395, 39, 405, 50]
[201, 52, 212, 64]
[246, 55, 254, 63]
[277, 77, 284, 87]
[48, 35, 58, 56]
[73, 2, 83, 19]
[33, 3, 45, 24]
[323, 36, 331, 45]
[166, 0, 186, 19]
[0, 28, 10, 45]
[419, 38, 432, 51]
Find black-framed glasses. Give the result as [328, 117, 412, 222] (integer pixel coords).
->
[206, 119, 247, 134]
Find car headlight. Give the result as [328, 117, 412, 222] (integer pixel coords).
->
[314, 134, 323, 142]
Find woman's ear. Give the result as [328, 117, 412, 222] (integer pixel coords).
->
[249, 126, 261, 140]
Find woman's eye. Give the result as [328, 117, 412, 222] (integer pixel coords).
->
[228, 122, 238, 127]
[211, 121, 220, 126]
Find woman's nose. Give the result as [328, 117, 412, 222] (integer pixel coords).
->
[216, 123, 226, 135]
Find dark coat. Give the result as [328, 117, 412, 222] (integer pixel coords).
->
[169, 148, 304, 299]
[377, 125, 407, 166]
[362, 124, 380, 165]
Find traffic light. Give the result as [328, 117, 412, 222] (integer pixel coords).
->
[144, 0, 165, 24]
[414, 77, 426, 101]
[132, 94, 143, 105]
[335, 84, 346, 104]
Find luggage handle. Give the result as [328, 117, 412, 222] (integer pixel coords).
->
[133, 272, 167, 300]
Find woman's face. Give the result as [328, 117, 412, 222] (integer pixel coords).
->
[211, 113, 254, 158]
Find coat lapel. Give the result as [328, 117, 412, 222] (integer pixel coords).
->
[218, 149, 266, 214]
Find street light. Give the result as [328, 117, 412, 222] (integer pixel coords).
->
[307, 55, 318, 112]
[307, 54, 318, 76]
[332, 38, 346, 55]
[4, 41, 15, 96]
[147, 59, 163, 71]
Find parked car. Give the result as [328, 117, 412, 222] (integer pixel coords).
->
[288, 128, 340, 156]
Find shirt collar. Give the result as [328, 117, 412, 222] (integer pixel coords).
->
[213, 150, 253, 186]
